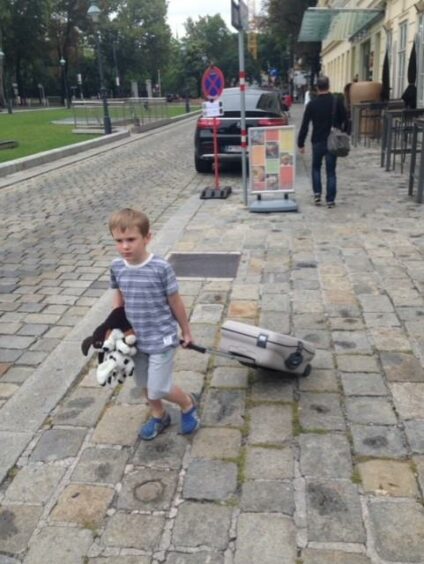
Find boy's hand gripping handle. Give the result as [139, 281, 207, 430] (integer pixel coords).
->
[179, 340, 207, 354]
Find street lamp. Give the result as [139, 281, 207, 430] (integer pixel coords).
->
[0, 47, 12, 114]
[88, 3, 112, 134]
[112, 39, 120, 97]
[59, 57, 70, 108]
[0, 47, 5, 109]
[181, 45, 190, 113]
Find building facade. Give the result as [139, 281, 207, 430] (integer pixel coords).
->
[316, 0, 424, 105]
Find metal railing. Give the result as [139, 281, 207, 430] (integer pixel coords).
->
[381, 108, 424, 172]
[351, 100, 405, 147]
[72, 97, 179, 130]
[408, 118, 424, 203]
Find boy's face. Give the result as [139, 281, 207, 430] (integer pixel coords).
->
[112, 227, 151, 265]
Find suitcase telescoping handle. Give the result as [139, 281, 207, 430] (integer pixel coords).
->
[179, 339, 256, 367]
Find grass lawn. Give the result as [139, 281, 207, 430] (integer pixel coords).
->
[0, 104, 199, 165]
[0, 109, 100, 164]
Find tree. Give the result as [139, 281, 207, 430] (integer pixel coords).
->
[263, 0, 320, 86]
[0, 0, 50, 100]
[181, 15, 239, 94]
[109, 0, 171, 95]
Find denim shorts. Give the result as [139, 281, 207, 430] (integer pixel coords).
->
[133, 348, 175, 400]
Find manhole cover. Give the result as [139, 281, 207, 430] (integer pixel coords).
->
[168, 253, 241, 279]
[134, 480, 164, 502]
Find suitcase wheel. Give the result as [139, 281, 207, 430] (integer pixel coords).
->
[302, 364, 312, 377]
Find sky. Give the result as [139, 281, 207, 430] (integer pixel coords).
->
[167, 0, 233, 38]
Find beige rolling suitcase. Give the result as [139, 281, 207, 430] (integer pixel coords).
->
[186, 320, 315, 377]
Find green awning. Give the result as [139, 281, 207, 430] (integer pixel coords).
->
[298, 8, 384, 42]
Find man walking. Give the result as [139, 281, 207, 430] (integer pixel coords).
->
[297, 75, 347, 208]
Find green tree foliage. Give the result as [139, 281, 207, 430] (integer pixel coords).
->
[263, 0, 320, 85]
[0, 0, 50, 98]
[109, 0, 171, 94]
[177, 15, 239, 95]
[0, 0, 321, 103]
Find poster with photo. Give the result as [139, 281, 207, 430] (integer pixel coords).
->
[248, 125, 295, 194]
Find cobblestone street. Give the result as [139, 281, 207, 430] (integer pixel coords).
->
[1, 108, 424, 563]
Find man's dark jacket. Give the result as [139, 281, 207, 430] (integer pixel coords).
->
[297, 93, 348, 148]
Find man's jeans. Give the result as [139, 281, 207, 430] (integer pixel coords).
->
[311, 141, 337, 203]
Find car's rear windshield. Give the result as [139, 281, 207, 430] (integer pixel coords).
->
[222, 91, 281, 114]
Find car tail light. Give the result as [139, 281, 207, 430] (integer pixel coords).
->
[258, 117, 287, 126]
[197, 118, 222, 129]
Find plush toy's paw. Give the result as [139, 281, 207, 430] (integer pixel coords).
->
[125, 334, 137, 346]
[116, 340, 131, 355]
[96, 358, 116, 386]
[102, 328, 125, 353]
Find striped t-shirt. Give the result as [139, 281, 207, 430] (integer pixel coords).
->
[110, 254, 179, 354]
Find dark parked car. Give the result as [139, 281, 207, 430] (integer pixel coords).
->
[194, 87, 289, 173]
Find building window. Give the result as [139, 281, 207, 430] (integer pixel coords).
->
[398, 21, 408, 97]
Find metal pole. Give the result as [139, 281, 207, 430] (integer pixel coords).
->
[63, 68, 70, 109]
[112, 40, 120, 97]
[238, 29, 248, 206]
[95, 31, 112, 134]
[185, 68, 190, 113]
[213, 117, 220, 189]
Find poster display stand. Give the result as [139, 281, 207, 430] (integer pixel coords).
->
[248, 125, 298, 213]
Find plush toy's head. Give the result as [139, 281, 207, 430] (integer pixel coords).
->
[81, 307, 133, 356]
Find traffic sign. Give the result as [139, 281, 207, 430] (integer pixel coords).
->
[231, 0, 249, 31]
[201, 66, 225, 100]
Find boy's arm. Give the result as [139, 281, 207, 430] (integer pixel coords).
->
[112, 289, 125, 309]
[168, 292, 193, 347]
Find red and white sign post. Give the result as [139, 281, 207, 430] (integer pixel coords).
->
[200, 66, 231, 199]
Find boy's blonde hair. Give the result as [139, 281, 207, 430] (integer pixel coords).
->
[109, 208, 150, 237]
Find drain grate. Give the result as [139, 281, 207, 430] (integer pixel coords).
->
[168, 253, 241, 279]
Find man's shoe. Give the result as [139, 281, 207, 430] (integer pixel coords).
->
[139, 412, 171, 440]
[327, 201, 336, 208]
[314, 194, 321, 205]
[181, 395, 200, 435]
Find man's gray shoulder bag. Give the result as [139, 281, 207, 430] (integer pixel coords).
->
[327, 96, 350, 157]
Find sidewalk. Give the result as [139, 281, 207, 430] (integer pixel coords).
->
[1, 105, 424, 563]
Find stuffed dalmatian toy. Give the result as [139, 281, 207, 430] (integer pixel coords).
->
[96, 328, 137, 386]
[81, 307, 137, 387]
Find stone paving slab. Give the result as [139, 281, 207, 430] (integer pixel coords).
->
[234, 513, 297, 564]
[368, 500, 424, 562]
[306, 480, 365, 543]
[23, 526, 93, 564]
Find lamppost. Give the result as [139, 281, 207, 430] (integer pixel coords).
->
[88, 3, 112, 134]
[59, 57, 70, 108]
[0, 47, 5, 109]
[112, 39, 120, 97]
[180, 46, 190, 113]
[0, 47, 12, 114]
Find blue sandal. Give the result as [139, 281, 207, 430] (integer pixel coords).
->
[140, 412, 171, 440]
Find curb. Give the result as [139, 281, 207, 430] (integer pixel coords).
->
[0, 131, 130, 179]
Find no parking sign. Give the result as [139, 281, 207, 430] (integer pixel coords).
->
[201, 66, 225, 100]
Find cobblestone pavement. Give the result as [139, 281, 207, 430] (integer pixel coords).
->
[0, 121, 203, 385]
[1, 107, 424, 563]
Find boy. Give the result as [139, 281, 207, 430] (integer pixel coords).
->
[108, 208, 199, 440]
